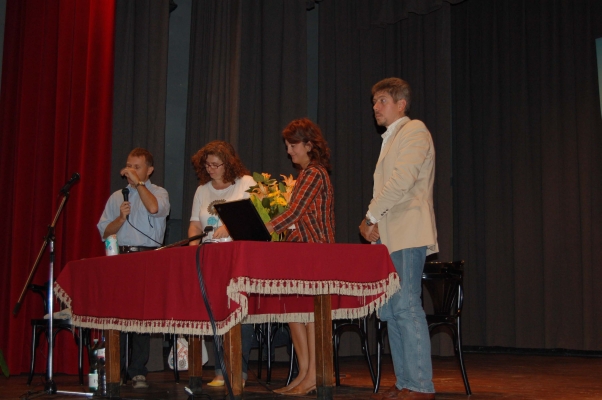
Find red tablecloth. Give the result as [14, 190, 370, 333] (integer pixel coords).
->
[54, 241, 399, 335]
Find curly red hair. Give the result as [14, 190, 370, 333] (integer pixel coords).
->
[191, 141, 250, 185]
[282, 118, 332, 172]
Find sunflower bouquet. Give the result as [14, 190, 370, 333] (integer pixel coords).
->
[246, 172, 295, 241]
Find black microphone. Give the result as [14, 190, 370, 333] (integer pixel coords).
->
[122, 187, 130, 220]
[59, 172, 80, 195]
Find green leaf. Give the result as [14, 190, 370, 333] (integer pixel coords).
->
[250, 196, 271, 222]
[253, 172, 265, 183]
[278, 182, 287, 192]
[261, 197, 271, 209]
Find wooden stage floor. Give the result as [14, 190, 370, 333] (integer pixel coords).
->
[2, 353, 601, 399]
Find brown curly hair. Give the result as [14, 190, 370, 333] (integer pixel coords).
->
[191, 141, 250, 185]
[282, 118, 332, 172]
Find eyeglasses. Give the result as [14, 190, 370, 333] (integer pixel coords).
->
[205, 163, 224, 169]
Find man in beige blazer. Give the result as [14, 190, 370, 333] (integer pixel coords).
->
[360, 78, 437, 400]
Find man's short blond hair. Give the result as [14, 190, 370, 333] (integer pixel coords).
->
[372, 77, 412, 114]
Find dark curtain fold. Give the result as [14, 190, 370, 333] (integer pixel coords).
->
[0, 0, 115, 373]
[237, 0, 309, 176]
[452, 0, 602, 350]
[182, 0, 243, 239]
[317, 0, 455, 356]
[182, 0, 308, 238]
[112, 0, 171, 192]
[357, 0, 465, 28]
[318, 0, 454, 258]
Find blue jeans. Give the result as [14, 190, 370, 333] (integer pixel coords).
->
[379, 246, 434, 393]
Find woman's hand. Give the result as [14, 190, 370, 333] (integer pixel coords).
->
[212, 225, 230, 240]
[188, 221, 203, 246]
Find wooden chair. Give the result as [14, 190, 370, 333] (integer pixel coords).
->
[374, 260, 472, 395]
[27, 283, 86, 386]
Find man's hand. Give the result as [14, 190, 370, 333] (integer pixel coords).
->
[120, 166, 139, 185]
[359, 219, 380, 242]
[119, 201, 131, 221]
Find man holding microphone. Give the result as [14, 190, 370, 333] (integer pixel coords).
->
[97, 147, 170, 389]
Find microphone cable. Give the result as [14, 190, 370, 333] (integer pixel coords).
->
[121, 186, 163, 246]
[126, 219, 163, 246]
[195, 242, 235, 400]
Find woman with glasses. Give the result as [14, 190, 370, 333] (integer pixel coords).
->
[188, 140, 256, 387]
[266, 118, 335, 396]
[189, 140, 255, 244]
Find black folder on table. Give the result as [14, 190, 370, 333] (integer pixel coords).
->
[214, 199, 272, 242]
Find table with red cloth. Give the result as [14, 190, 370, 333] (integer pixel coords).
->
[54, 241, 399, 398]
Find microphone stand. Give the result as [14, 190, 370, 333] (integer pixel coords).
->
[13, 177, 91, 398]
[155, 227, 213, 250]
[155, 227, 213, 396]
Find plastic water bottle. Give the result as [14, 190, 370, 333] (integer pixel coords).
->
[88, 339, 99, 393]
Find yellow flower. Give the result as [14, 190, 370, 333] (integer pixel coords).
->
[249, 181, 270, 200]
[247, 172, 297, 241]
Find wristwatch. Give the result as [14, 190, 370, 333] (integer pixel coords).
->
[136, 181, 145, 188]
[365, 218, 374, 226]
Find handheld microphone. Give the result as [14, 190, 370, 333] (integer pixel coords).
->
[122, 187, 130, 220]
[59, 172, 80, 195]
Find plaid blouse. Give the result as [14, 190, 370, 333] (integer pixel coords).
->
[270, 162, 335, 243]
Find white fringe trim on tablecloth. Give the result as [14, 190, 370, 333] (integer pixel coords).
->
[53, 272, 399, 335]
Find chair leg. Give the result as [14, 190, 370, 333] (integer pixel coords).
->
[286, 342, 296, 386]
[173, 334, 179, 383]
[256, 326, 264, 380]
[266, 322, 273, 384]
[77, 328, 84, 385]
[122, 333, 129, 384]
[360, 318, 376, 386]
[28, 325, 40, 386]
[455, 318, 471, 395]
[374, 319, 385, 393]
[333, 326, 341, 386]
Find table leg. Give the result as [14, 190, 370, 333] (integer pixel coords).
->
[188, 336, 204, 394]
[224, 323, 243, 399]
[105, 329, 121, 397]
[314, 294, 334, 399]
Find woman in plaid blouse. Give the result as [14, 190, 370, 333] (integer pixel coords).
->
[267, 118, 335, 395]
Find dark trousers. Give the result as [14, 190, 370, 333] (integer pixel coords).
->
[120, 332, 150, 378]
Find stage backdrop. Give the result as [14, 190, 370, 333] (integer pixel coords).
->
[0, 0, 115, 374]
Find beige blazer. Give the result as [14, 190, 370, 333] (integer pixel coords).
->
[368, 117, 439, 255]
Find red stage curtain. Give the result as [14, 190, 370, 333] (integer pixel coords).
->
[0, 0, 115, 374]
